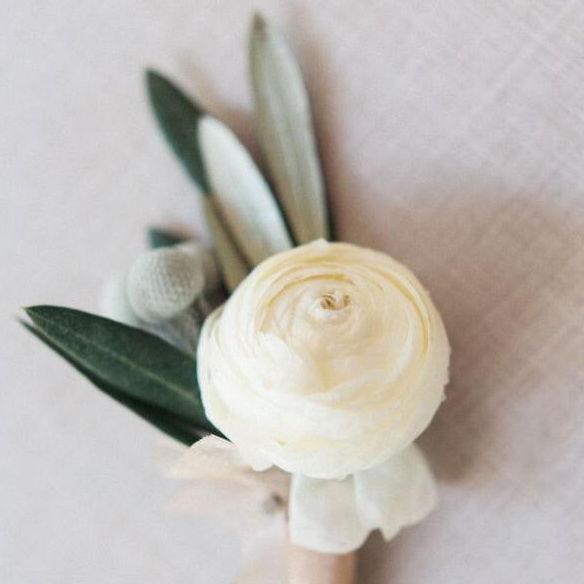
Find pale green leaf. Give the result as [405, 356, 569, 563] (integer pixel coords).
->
[202, 197, 250, 291]
[198, 115, 293, 266]
[249, 13, 330, 244]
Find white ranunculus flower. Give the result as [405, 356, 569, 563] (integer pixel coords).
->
[197, 240, 450, 480]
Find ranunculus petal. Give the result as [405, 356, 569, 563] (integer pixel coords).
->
[354, 443, 437, 540]
[289, 444, 437, 553]
[289, 474, 370, 554]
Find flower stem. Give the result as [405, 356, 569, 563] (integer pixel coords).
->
[287, 541, 357, 584]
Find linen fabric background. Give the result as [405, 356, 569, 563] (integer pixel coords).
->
[2, 1, 583, 582]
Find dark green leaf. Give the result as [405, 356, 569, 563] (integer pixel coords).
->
[22, 321, 205, 445]
[145, 71, 253, 289]
[147, 226, 186, 249]
[24, 305, 215, 434]
[146, 69, 209, 193]
[106, 389, 207, 445]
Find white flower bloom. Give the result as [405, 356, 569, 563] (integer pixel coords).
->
[197, 240, 450, 479]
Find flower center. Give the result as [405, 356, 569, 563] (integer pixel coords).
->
[319, 290, 351, 311]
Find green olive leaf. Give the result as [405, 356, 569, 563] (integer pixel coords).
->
[147, 227, 186, 249]
[249, 13, 330, 244]
[24, 306, 217, 436]
[145, 70, 249, 289]
[198, 115, 293, 266]
[201, 198, 250, 291]
[146, 69, 209, 193]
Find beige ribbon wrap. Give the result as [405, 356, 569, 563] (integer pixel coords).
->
[162, 435, 357, 583]
[163, 435, 434, 583]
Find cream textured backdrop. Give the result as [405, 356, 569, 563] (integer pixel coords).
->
[2, 1, 584, 583]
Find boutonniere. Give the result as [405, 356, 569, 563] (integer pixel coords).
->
[23, 13, 450, 583]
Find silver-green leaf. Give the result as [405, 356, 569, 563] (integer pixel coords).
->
[198, 115, 293, 266]
[249, 13, 329, 244]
